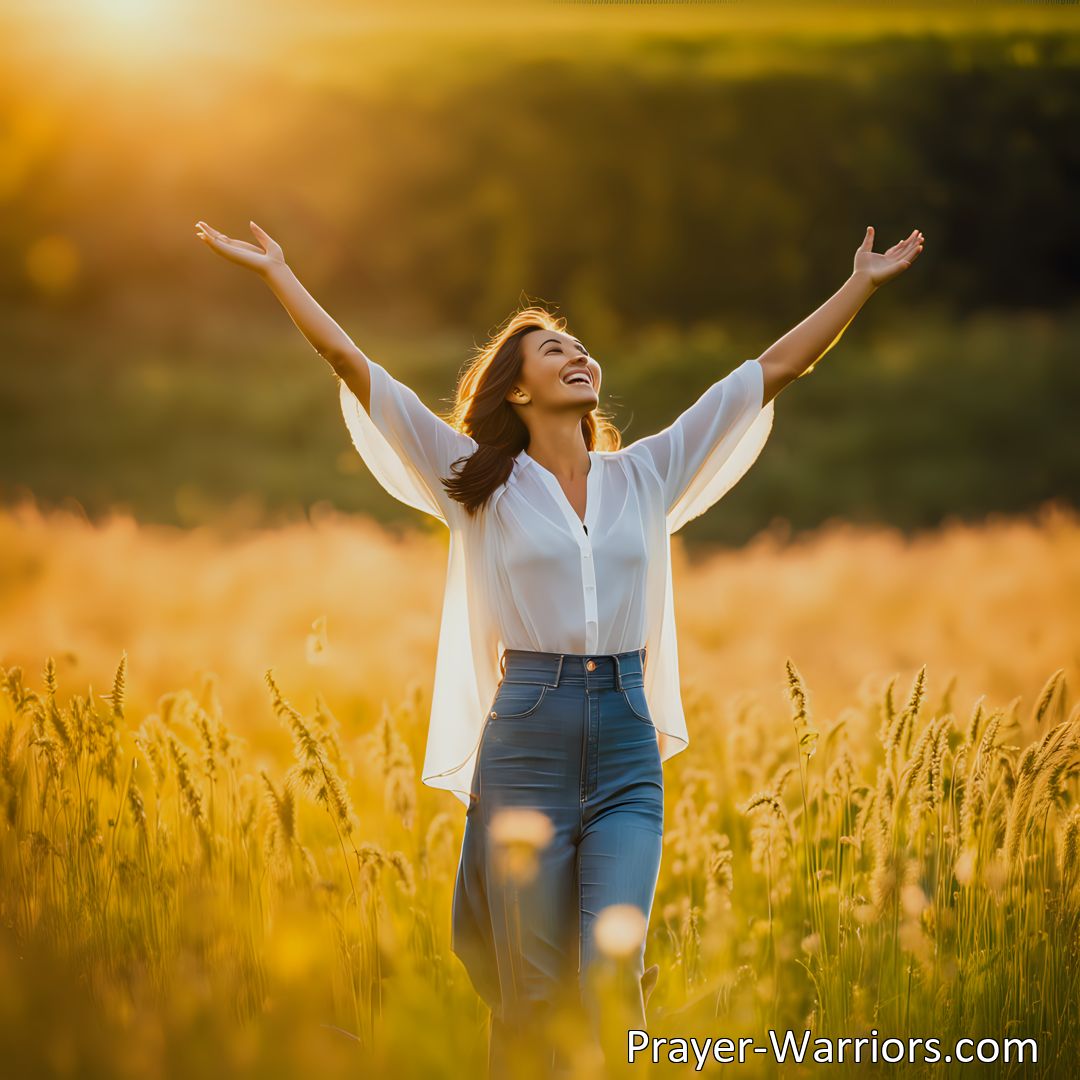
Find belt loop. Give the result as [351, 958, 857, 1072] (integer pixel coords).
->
[613, 652, 623, 692]
[499, 650, 507, 677]
[552, 654, 564, 688]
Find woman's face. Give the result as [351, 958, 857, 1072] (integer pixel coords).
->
[509, 329, 601, 413]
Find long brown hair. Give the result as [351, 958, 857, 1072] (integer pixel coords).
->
[440, 305, 622, 515]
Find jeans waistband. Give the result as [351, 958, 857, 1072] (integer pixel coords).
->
[498, 646, 647, 691]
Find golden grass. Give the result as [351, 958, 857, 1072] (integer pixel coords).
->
[1, 499, 1078, 1076]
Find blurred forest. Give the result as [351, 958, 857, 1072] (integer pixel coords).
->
[1, 1, 1077, 545]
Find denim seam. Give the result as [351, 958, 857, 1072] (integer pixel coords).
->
[622, 684, 653, 724]
[492, 683, 549, 719]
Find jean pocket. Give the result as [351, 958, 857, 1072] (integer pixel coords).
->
[620, 683, 654, 725]
[490, 680, 549, 719]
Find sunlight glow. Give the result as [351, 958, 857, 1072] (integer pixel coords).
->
[94, 0, 169, 23]
[9, 0, 213, 75]
[83, 0, 186, 41]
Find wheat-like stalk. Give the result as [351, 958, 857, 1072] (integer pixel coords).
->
[126, 774, 148, 839]
[1004, 743, 1040, 870]
[1028, 715, 1080, 821]
[903, 714, 946, 836]
[133, 720, 167, 792]
[785, 660, 819, 760]
[870, 764, 902, 914]
[959, 712, 1002, 846]
[1031, 670, 1065, 728]
[369, 701, 417, 831]
[927, 714, 953, 817]
[1001, 715, 1079, 875]
[419, 811, 456, 881]
[386, 850, 416, 896]
[1060, 807, 1080, 898]
[884, 667, 927, 777]
[266, 670, 357, 838]
[100, 652, 127, 722]
[168, 734, 207, 831]
[965, 696, 987, 750]
[877, 674, 898, 747]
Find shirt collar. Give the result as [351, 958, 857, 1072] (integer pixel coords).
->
[515, 448, 597, 468]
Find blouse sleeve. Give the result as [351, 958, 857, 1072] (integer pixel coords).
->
[338, 353, 477, 527]
[621, 357, 775, 534]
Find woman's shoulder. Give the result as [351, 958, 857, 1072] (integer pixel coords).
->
[596, 444, 663, 489]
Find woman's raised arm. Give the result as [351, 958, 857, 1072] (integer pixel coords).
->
[194, 219, 476, 524]
[620, 225, 926, 533]
[757, 225, 925, 396]
[195, 219, 369, 396]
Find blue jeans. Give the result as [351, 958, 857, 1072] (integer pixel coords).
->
[451, 647, 664, 1077]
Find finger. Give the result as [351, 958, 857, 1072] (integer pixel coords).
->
[903, 230, 924, 254]
[204, 223, 235, 244]
[893, 244, 923, 271]
[893, 235, 919, 259]
[198, 232, 252, 258]
[250, 220, 282, 256]
[221, 239, 264, 254]
[859, 225, 874, 251]
[249, 220, 272, 248]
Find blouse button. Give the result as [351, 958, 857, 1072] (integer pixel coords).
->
[586, 660, 597, 671]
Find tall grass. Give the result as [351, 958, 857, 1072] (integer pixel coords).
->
[1, 652, 1076, 1076]
[0, 505, 1078, 1076]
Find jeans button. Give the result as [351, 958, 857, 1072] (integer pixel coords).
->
[586, 660, 596, 671]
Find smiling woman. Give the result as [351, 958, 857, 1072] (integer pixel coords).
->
[194, 205, 932, 1075]
[194, 218, 919, 803]
[330, 328, 773, 1075]
[331, 317, 774, 809]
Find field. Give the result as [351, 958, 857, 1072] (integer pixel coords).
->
[3, 0, 1078, 1075]
[2, 500, 1078, 1077]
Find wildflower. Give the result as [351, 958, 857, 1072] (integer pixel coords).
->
[489, 806, 554, 883]
[595, 904, 648, 960]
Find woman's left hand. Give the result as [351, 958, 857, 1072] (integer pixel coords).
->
[853, 226, 925, 288]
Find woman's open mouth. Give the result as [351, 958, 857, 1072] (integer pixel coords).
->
[561, 371, 594, 388]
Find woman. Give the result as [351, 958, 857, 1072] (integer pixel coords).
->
[196, 218, 923, 1076]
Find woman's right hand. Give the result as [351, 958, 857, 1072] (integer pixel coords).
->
[195, 219, 286, 277]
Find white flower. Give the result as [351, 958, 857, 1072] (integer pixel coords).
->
[594, 904, 648, 960]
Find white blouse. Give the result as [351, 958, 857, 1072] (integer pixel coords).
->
[338, 352, 775, 808]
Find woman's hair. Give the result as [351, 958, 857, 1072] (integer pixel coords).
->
[440, 304, 622, 515]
